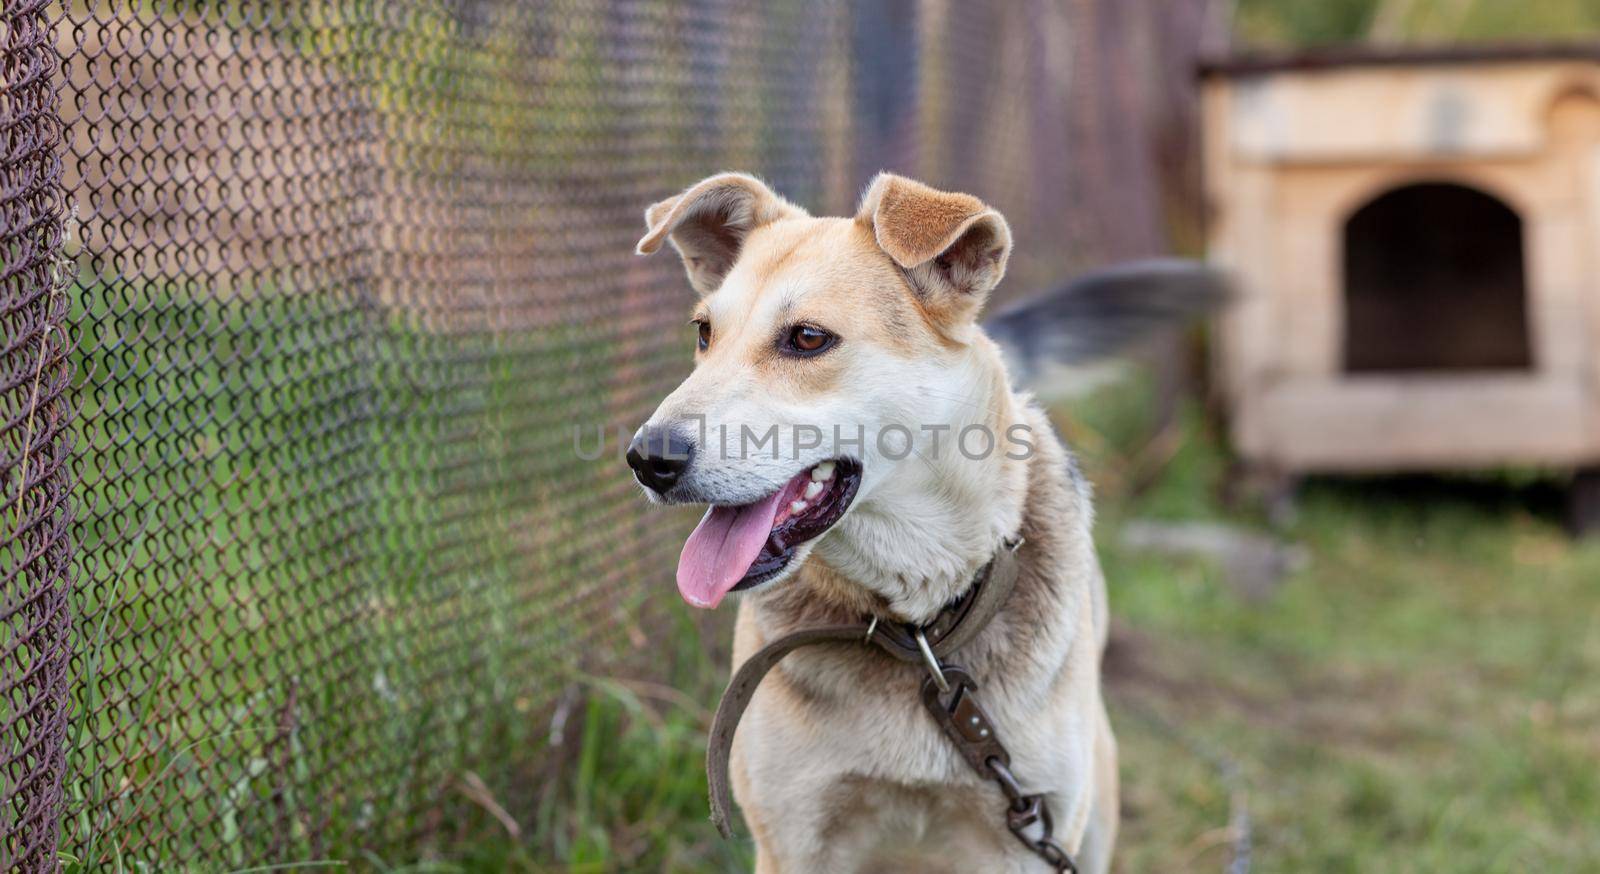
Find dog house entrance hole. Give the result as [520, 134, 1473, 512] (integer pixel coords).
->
[1343, 182, 1531, 372]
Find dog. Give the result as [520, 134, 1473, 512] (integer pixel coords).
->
[628, 171, 1220, 873]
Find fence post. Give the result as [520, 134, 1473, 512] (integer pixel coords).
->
[1, 1, 77, 871]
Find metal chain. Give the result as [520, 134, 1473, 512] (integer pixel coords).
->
[989, 757, 1078, 872]
[915, 631, 1078, 873]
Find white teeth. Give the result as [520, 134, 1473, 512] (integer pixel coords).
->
[790, 500, 808, 515]
[803, 480, 824, 500]
[812, 461, 835, 482]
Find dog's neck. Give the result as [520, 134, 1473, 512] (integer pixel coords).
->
[791, 345, 1033, 623]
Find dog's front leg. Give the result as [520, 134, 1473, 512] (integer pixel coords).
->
[741, 802, 784, 874]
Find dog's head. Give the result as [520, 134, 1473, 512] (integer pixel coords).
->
[630, 172, 1014, 609]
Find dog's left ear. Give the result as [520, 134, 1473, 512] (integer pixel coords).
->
[857, 173, 1013, 326]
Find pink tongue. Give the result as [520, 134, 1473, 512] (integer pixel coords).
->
[676, 489, 787, 609]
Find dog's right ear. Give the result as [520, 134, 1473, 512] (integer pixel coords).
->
[636, 173, 805, 295]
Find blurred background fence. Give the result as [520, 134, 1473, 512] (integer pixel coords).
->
[1, 0, 1209, 868]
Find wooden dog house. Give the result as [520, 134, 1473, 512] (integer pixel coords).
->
[1201, 45, 1600, 488]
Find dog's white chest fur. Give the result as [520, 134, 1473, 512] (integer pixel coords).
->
[729, 643, 1100, 872]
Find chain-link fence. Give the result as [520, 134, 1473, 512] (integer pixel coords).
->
[1, 1, 1204, 869]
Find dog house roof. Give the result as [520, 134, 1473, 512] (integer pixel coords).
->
[1200, 41, 1600, 78]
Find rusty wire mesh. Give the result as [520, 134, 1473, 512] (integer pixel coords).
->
[1, 0, 1204, 869]
[3, 1, 77, 869]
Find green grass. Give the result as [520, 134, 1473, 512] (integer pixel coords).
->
[394, 604, 750, 874]
[1076, 377, 1600, 873]
[1234, 0, 1600, 46]
[510, 369, 1600, 873]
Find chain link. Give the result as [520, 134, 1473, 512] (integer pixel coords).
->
[990, 758, 1078, 873]
[1, 3, 77, 872]
[920, 655, 1078, 873]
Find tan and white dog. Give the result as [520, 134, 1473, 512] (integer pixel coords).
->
[628, 171, 1214, 873]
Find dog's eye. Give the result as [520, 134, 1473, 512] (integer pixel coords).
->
[694, 319, 711, 351]
[784, 324, 836, 357]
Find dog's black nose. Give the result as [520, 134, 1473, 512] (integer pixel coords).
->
[626, 425, 694, 494]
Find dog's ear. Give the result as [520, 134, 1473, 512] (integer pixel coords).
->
[636, 173, 805, 295]
[857, 173, 1012, 326]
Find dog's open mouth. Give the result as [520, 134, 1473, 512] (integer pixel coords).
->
[675, 458, 862, 609]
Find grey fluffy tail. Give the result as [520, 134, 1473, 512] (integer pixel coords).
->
[983, 258, 1231, 391]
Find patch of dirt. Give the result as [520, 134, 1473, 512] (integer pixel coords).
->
[1104, 621, 1425, 753]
